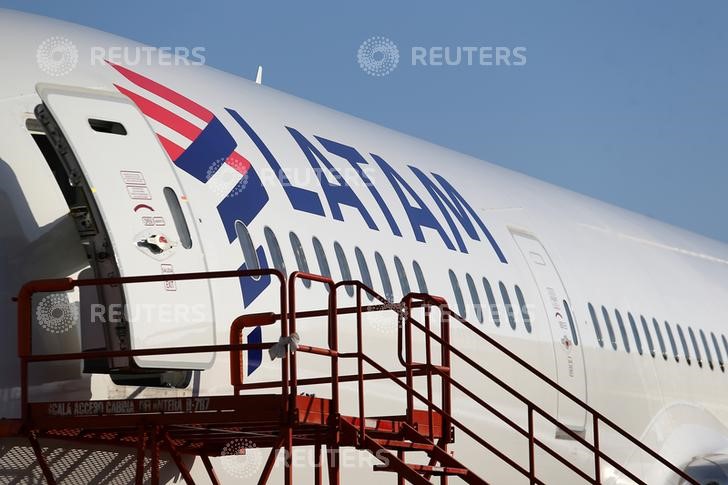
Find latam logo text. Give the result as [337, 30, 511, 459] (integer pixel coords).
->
[226, 109, 508, 264]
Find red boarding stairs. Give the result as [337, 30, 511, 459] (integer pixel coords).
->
[1, 269, 697, 484]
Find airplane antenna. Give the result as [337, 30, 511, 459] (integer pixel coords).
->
[255, 65, 263, 85]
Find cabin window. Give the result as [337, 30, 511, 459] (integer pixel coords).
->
[412, 261, 428, 293]
[483, 278, 501, 327]
[651, 318, 667, 360]
[355, 247, 374, 301]
[89, 118, 127, 135]
[449, 270, 466, 317]
[601, 306, 617, 350]
[164, 187, 192, 249]
[711, 333, 724, 372]
[514, 285, 531, 333]
[640, 316, 656, 358]
[394, 257, 411, 297]
[312, 237, 332, 290]
[235, 221, 259, 272]
[375, 252, 394, 302]
[563, 300, 579, 346]
[289, 232, 311, 288]
[688, 327, 703, 368]
[334, 242, 354, 297]
[264, 227, 286, 275]
[627, 313, 642, 355]
[663, 321, 679, 362]
[499, 282, 517, 330]
[466, 274, 483, 323]
[700, 329, 714, 371]
[614, 310, 630, 353]
[588, 303, 603, 348]
[677, 325, 691, 365]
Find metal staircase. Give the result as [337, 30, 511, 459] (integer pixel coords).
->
[3, 269, 698, 484]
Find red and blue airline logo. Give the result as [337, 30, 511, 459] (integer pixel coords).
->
[108, 62, 508, 375]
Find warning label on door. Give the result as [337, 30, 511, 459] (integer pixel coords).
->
[120, 171, 147, 186]
[127, 185, 152, 200]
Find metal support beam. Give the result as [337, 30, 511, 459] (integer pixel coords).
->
[28, 431, 56, 485]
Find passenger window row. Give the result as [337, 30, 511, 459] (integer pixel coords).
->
[448, 271, 535, 335]
[588, 303, 725, 372]
[259, 227, 430, 302]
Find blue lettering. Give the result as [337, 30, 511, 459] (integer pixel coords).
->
[431, 172, 508, 263]
[287, 128, 378, 230]
[372, 154, 455, 250]
[226, 109, 325, 217]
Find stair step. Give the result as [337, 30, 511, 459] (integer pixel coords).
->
[372, 439, 434, 452]
[374, 463, 469, 477]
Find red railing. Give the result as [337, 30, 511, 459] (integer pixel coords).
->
[14, 269, 697, 485]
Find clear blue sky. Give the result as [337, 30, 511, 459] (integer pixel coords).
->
[3, 1, 726, 242]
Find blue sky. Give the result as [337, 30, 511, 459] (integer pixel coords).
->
[3, 1, 726, 242]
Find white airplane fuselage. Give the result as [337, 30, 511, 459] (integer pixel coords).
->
[1, 9, 727, 485]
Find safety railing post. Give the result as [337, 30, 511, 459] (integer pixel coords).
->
[593, 414, 601, 484]
[356, 285, 365, 444]
[441, 305, 452, 443]
[404, 296, 414, 425]
[425, 301, 434, 442]
[528, 405, 536, 485]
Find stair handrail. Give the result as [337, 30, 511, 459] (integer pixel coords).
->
[403, 302, 698, 484]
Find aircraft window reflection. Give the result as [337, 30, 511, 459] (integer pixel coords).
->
[700, 329, 714, 371]
[688, 327, 703, 368]
[614, 310, 630, 353]
[677, 325, 691, 366]
[640, 316, 656, 358]
[289, 232, 311, 288]
[394, 256, 411, 297]
[465, 274, 483, 324]
[483, 278, 501, 327]
[711, 332, 724, 372]
[355, 247, 374, 302]
[514, 285, 531, 333]
[264, 227, 287, 276]
[449, 270, 466, 318]
[588, 303, 603, 348]
[722, 335, 728, 364]
[564, 300, 579, 346]
[375, 252, 394, 302]
[312, 237, 332, 291]
[235, 220, 260, 273]
[601, 306, 617, 351]
[627, 313, 642, 355]
[499, 282, 516, 330]
[412, 261, 428, 293]
[164, 187, 192, 249]
[651, 318, 667, 360]
[663, 321, 679, 362]
[334, 242, 354, 297]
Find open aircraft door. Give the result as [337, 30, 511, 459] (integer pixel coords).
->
[34, 84, 215, 370]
